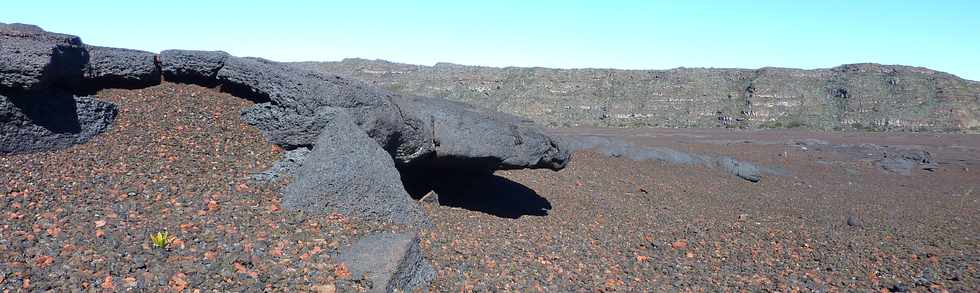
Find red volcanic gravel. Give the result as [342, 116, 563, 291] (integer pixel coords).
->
[2, 84, 978, 291]
[0, 83, 397, 291]
[421, 129, 979, 291]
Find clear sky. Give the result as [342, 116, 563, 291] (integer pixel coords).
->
[4, 1, 979, 80]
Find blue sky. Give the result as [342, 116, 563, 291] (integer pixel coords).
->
[4, 1, 979, 80]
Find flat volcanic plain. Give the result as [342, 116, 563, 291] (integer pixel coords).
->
[423, 128, 979, 291]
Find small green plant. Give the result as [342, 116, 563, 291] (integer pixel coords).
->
[150, 231, 171, 249]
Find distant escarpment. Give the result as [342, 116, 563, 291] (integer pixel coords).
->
[294, 59, 980, 132]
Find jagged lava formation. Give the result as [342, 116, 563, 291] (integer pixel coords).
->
[1, 23, 569, 291]
[294, 59, 980, 131]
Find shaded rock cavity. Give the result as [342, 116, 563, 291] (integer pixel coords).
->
[1, 94, 117, 154]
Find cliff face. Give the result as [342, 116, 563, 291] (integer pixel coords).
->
[293, 60, 980, 131]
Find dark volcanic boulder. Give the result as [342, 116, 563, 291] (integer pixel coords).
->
[1, 94, 117, 154]
[337, 232, 435, 293]
[279, 108, 429, 226]
[158, 49, 228, 85]
[397, 95, 569, 171]
[159, 50, 436, 163]
[879, 150, 936, 176]
[1, 24, 118, 154]
[219, 56, 433, 163]
[159, 49, 569, 173]
[0, 23, 88, 95]
[83, 45, 160, 89]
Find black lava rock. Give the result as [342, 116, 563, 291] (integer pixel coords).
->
[846, 214, 863, 227]
[1, 94, 117, 154]
[158, 49, 228, 85]
[83, 45, 161, 90]
[279, 108, 429, 227]
[337, 232, 435, 293]
[160, 50, 569, 172]
[0, 23, 87, 96]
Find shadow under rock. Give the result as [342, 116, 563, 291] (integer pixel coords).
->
[8, 93, 83, 133]
[405, 172, 552, 219]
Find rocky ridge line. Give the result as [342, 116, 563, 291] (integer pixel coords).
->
[294, 59, 980, 132]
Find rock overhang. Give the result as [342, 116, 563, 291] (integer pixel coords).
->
[1, 23, 571, 227]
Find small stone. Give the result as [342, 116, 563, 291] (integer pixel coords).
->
[337, 233, 435, 293]
[419, 191, 439, 204]
[671, 240, 688, 250]
[847, 215, 863, 227]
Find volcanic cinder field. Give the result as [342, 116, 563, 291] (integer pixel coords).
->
[2, 83, 977, 291]
[426, 127, 980, 291]
[1, 22, 978, 292]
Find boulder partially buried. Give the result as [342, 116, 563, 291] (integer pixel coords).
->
[279, 108, 429, 226]
[337, 232, 435, 293]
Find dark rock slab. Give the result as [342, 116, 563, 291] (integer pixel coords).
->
[715, 156, 762, 182]
[880, 158, 915, 176]
[160, 50, 436, 163]
[160, 50, 568, 173]
[337, 233, 434, 293]
[219, 56, 434, 163]
[158, 49, 228, 85]
[565, 135, 772, 182]
[566, 135, 709, 165]
[879, 150, 937, 176]
[1, 94, 117, 154]
[83, 45, 160, 90]
[397, 95, 569, 171]
[0, 23, 87, 96]
[279, 108, 429, 226]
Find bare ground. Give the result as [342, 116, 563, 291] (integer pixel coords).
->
[2, 85, 977, 291]
[423, 128, 979, 291]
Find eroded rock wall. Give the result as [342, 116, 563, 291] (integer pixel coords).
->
[295, 59, 980, 131]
